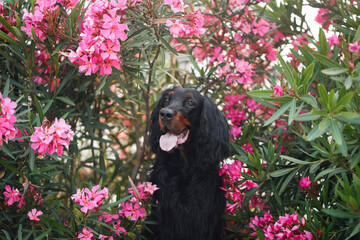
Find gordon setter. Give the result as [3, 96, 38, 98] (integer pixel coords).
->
[146, 87, 230, 240]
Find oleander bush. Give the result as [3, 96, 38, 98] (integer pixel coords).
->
[0, 0, 359, 239]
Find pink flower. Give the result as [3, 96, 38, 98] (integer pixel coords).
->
[71, 185, 109, 213]
[349, 41, 360, 53]
[144, 182, 159, 195]
[315, 8, 330, 30]
[113, 220, 127, 237]
[252, 18, 270, 37]
[299, 176, 312, 188]
[164, 0, 188, 13]
[3, 185, 21, 206]
[230, 125, 243, 138]
[30, 118, 74, 156]
[273, 85, 283, 96]
[27, 209, 43, 221]
[119, 202, 147, 221]
[0, 92, 17, 145]
[242, 180, 259, 190]
[242, 142, 253, 154]
[78, 227, 93, 240]
[327, 34, 339, 46]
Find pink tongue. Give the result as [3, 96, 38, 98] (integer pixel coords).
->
[159, 130, 189, 152]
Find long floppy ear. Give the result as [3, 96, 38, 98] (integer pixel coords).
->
[194, 96, 230, 166]
[149, 88, 173, 153]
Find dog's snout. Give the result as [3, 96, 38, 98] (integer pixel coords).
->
[160, 108, 175, 121]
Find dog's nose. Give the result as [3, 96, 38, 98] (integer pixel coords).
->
[160, 108, 175, 121]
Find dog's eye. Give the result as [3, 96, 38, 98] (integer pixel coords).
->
[164, 97, 169, 104]
[187, 100, 194, 107]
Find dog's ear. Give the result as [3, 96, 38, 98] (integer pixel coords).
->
[195, 96, 230, 166]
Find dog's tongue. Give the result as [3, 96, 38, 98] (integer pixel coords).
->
[159, 130, 189, 152]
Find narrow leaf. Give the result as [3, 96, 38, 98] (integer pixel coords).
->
[264, 101, 292, 126]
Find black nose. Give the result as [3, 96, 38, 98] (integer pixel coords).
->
[160, 108, 175, 121]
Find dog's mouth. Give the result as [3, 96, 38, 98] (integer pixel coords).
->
[159, 129, 190, 152]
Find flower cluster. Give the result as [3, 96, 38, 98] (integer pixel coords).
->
[166, 10, 205, 39]
[0, 92, 17, 146]
[22, 0, 73, 41]
[3, 185, 25, 208]
[68, 0, 128, 76]
[2, 184, 44, 210]
[0, 2, 17, 40]
[30, 117, 74, 156]
[119, 182, 159, 221]
[71, 185, 109, 214]
[220, 160, 264, 213]
[249, 211, 313, 240]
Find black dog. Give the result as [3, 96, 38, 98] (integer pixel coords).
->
[146, 87, 230, 240]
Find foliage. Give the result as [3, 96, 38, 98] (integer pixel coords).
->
[0, 0, 360, 239]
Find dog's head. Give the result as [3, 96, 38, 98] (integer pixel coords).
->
[150, 87, 230, 164]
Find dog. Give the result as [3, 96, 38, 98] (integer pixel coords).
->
[146, 87, 230, 240]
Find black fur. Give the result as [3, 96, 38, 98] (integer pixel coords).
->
[146, 87, 230, 240]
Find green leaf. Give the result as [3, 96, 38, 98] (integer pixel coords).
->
[29, 149, 35, 171]
[160, 36, 178, 56]
[288, 99, 296, 125]
[247, 90, 275, 98]
[0, 144, 16, 159]
[33, 228, 51, 240]
[57, 96, 76, 106]
[280, 155, 310, 165]
[278, 53, 294, 88]
[319, 118, 329, 130]
[300, 63, 314, 92]
[318, 28, 328, 55]
[306, 124, 328, 141]
[33, 95, 44, 124]
[330, 119, 347, 156]
[322, 209, 359, 219]
[264, 101, 292, 126]
[355, 25, 360, 41]
[269, 167, 296, 177]
[330, 120, 342, 145]
[346, 221, 360, 240]
[3, 77, 10, 98]
[294, 112, 320, 121]
[1, 229, 11, 240]
[335, 112, 360, 124]
[279, 170, 297, 195]
[334, 92, 353, 112]
[321, 68, 348, 76]
[317, 84, 328, 107]
[188, 55, 201, 74]
[0, 29, 19, 45]
[313, 53, 342, 68]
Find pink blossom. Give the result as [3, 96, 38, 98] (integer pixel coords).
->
[67, 0, 128, 75]
[230, 125, 243, 138]
[113, 220, 127, 237]
[349, 41, 360, 53]
[242, 142, 253, 154]
[252, 18, 270, 37]
[144, 182, 159, 195]
[78, 227, 93, 240]
[30, 118, 74, 156]
[71, 185, 109, 213]
[315, 8, 330, 30]
[0, 92, 17, 145]
[3, 185, 22, 206]
[119, 202, 147, 221]
[299, 176, 312, 188]
[27, 208, 43, 221]
[164, 0, 188, 13]
[327, 34, 339, 46]
[273, 85, 283, 96]
[99, 212, 119, 222]
[242, 180, 259, 190]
